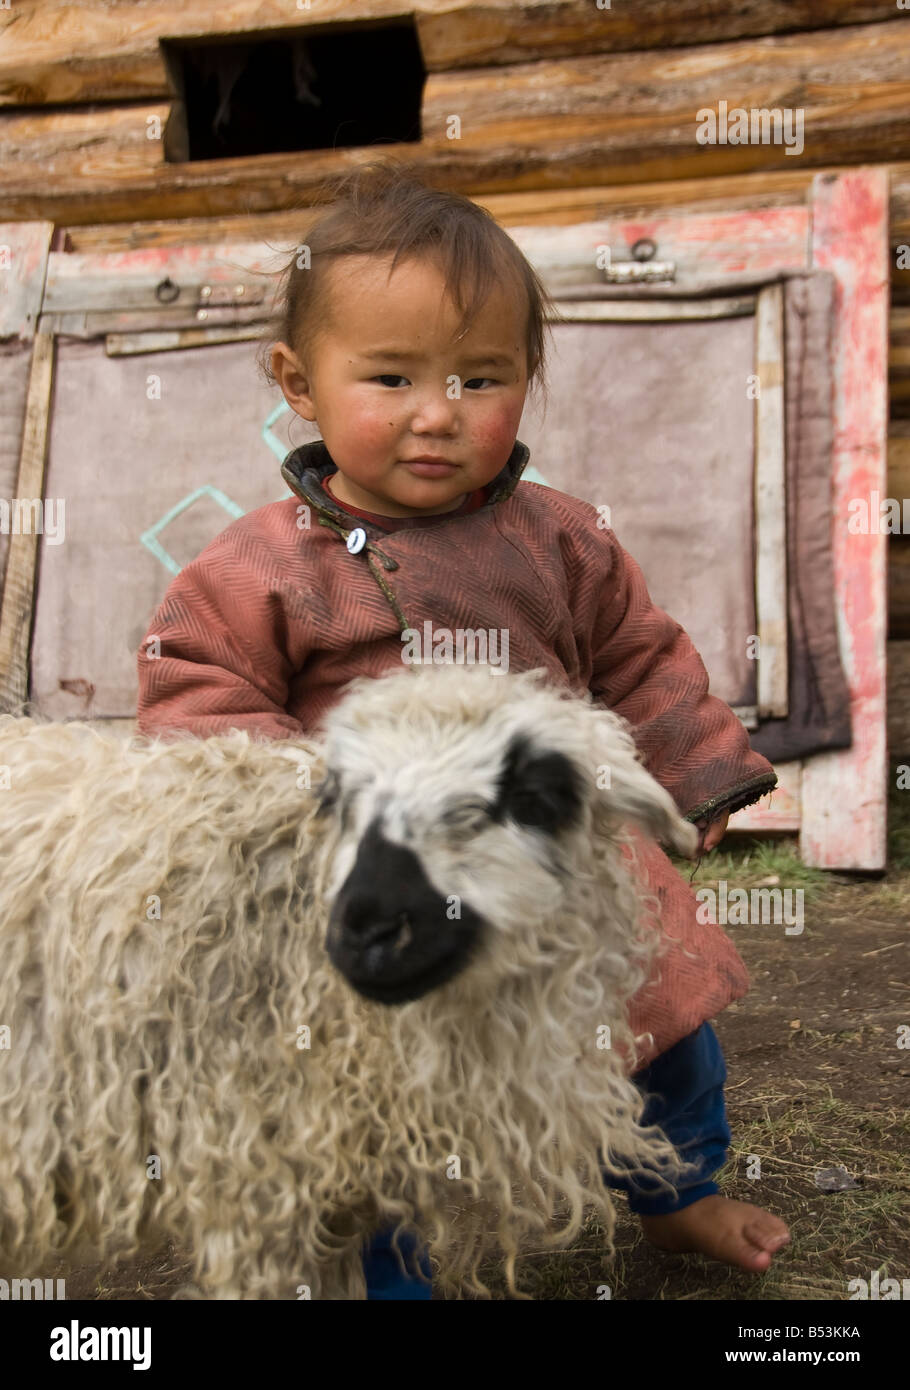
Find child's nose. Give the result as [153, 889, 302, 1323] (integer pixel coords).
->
[409, 383, 460, 429]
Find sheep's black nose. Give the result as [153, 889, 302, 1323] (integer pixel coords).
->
[326, 818, 483, 1002]
[343, 901, 409, 945]
[340, 902, 413, 973]
[329, 821, 435, 947]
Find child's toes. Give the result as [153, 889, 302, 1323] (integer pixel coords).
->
[743, 1212, 790, 1254]
[739, 1243, 773, 1272]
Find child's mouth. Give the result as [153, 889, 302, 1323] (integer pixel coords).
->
[402, 459, 458, 477]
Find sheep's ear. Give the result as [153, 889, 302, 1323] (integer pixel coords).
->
[591, 717, 698, 858]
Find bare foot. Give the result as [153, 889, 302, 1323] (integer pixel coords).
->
[639, 1194, 790, 1272]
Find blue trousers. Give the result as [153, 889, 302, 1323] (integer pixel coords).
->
[361, 1021, 730, 1299]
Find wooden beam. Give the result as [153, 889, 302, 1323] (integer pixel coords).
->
[36, 207, 808, 341]
[508, 205, 809, 291]
[552, 297, 756, 321]
[105, 324, 264, 355]
[0, 332, 55, 713]
[41, 242, 280, 314]
[39, 303, 274, 338]
[753, 282, 788, 719]
[801, 168, 890, 871]
[0, 0, 894, 107]
[2, 21, 909, 224]
[49, 160, 910, 314]
[61, 165, 833, 253]
[0, 221, 53, 339]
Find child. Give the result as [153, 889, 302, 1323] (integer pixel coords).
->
[136, 161, 789, 1297]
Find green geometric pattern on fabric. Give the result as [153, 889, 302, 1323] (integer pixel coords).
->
[262, 400, 293, 462]
[140, 485, 246, 577]
[521, 465, 552, 487]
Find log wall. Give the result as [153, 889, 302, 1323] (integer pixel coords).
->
[1, 0, 910, 749]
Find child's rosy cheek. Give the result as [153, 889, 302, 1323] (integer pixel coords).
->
[475, 412, 523, 455]
[355, 405, 398, 436]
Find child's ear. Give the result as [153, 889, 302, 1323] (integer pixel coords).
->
[588, 708, 698, 858]
[270, 341, 318, 422]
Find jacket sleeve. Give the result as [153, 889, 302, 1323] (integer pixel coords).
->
[576, 524, 778, 825]
[136, 525, 307, 742]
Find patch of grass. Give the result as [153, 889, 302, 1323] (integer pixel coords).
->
[669, 835, 830, 900]
[865, 881, 910, 913]
[465, 1082, 910, 1300]
[661, 755, 910, 891]
[887, 760, 910, 871]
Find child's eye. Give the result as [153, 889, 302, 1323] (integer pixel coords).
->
[370, 375, 497, 389]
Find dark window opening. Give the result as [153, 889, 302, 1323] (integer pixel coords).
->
[162, 22, 425, 162]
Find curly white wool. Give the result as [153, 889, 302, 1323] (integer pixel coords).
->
[0, 663, 698, 1298]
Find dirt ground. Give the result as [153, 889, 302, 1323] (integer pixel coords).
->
[43, 775, 910, 1301]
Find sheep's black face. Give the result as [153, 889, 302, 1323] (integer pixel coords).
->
[323, 735, 587, 1004]
[327, 818, 485, 1004]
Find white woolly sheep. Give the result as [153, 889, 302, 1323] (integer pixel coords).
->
[0, 662, 699, 1299]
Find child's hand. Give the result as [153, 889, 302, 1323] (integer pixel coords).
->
[694, 811, 730, 854]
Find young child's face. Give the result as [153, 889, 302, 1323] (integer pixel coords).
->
[271, 252, 530, 518]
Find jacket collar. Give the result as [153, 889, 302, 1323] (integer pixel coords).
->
[280, 437, 531, 530]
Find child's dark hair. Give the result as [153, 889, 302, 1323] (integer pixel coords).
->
[258, 159, 555, 405]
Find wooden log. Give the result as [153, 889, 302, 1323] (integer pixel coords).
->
[420, 21, 910, 185]
[892, 304, 910, 408]
[2, 21, 909, 225]
[887, 639, 910, 757]
[419, 0, 897, 72]
[0, 102, 352, 223]
[889, 543, 910, 640]
[890, 434, 910, 501]
[892, 166, 910, 302]
[0, 102, 170, 190]
[0, 0, 895, 108]
[891, 377, 910, 416]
